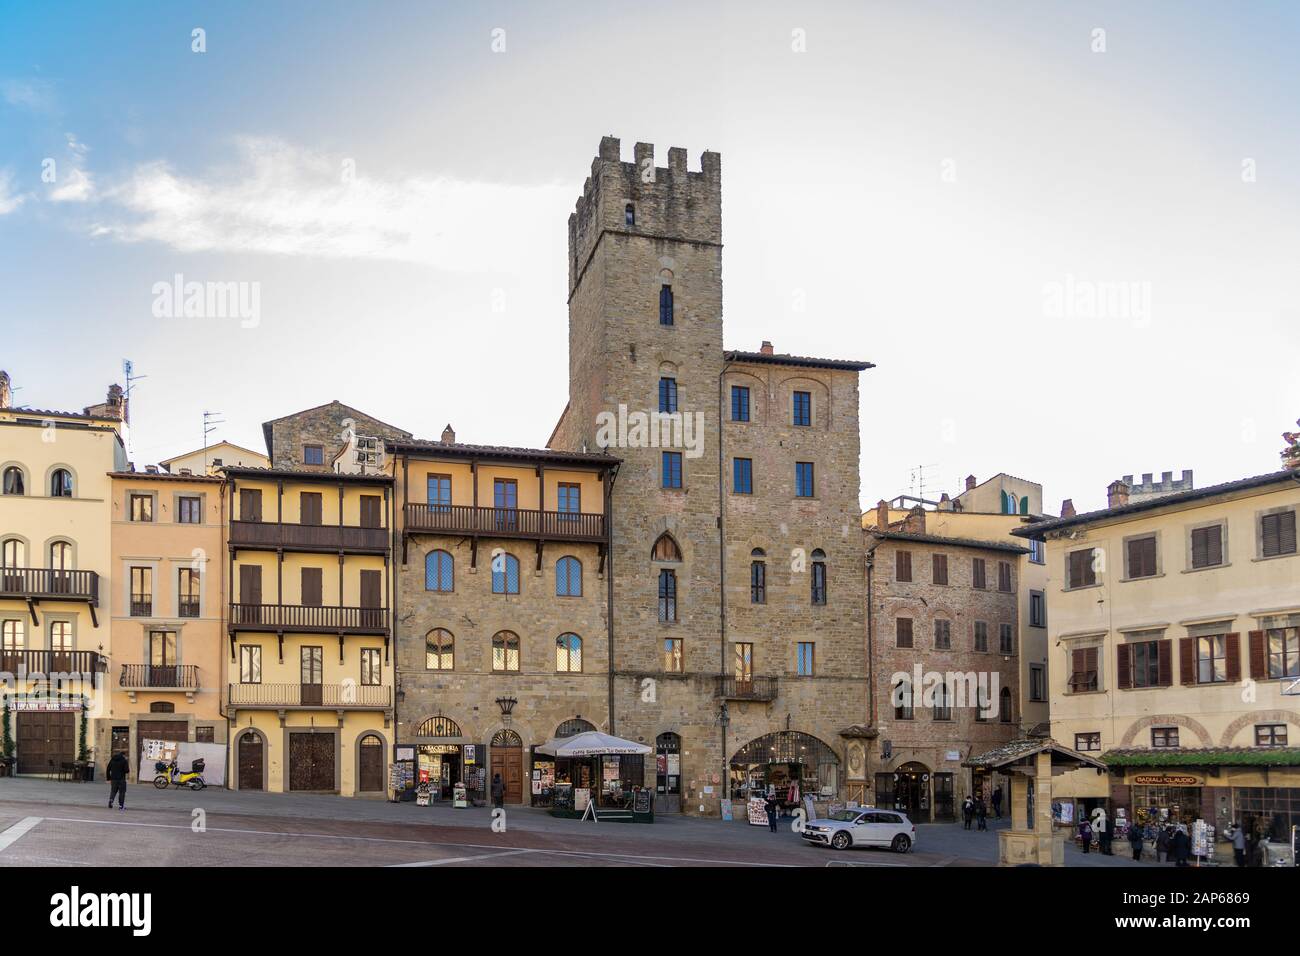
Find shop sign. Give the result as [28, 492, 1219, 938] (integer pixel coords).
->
[1131, 773, 1201, 786]
[464, 744, 476, 765]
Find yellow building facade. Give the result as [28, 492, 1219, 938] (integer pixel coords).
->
[1015, 470, 1300, 845]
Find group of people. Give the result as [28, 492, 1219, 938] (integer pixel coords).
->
[960, 785, 1002, 831]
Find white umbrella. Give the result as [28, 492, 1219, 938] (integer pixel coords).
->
[535, 731, 651, 757]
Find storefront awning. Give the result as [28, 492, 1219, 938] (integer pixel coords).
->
[963, 737, 1107, 773]
[535, 731, 651, 757]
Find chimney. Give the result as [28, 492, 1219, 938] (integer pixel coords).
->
[938, 492, 952, 511]
[0, 370, 10, 409]
[875, 499, 890, 531]
[760, 341, 774, 356]
[440, 423, 456, 444]
[965, 474, 977, 491]
[903, 505, 927, 535]
[1107, 480, 1130, 509]
[1061, 499, 1076, 518]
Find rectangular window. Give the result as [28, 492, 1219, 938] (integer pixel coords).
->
[556, 482, 581, 518]
[359, 494, 382, 529]
[796, 642, 815, 676]
[733, 458, 753, 495]
[658, 377, 678, 413]
[750, 560, 766, 604]
[999, 623, 1015, 654]
[300, 567, 323, 607]
[896, 617, 913, 648]
[130, 566, 152, 616]
[997, 561, 1012, 592]
[1070, 646, 1099, 692]
[734, 642, 754, 683]
[659, 284, 673, 325]
[1267, 627, 1300, 678]
[1029, 539, 1045, 564]
[1151, 727, 1180, 748]
[932, 553, 948, 585]
[300, 492, 323, 526]
[1196, 634, 1228, 683]
[664, 638, 683, 673]
[360, 648, 381, 686]
[493, 635, 520, 672]
[1075, 732, 1101, 752]
[50, 621, 72, 652]
[195, 726, 215, 743]
[658, 569, 677, 622]
[1261, 510, 1297, 557]
[178, 496, 201, 524]
[894, 680, 914, 721]
[1030, 664, 1046, 702]
[730, 386, 750, 422]
[1129, 640, 1162, 688]
[427, 475, 451, 512]
[1126, 535, 1158, 578]
[934, 619, 951, 650]
[1030, 590, 1046, 627]
[974, 621, 988, 652]
[794, 462, 814, 498]
[933, 685, 952, 721]
[1067, 548, 1097, 589]
[811, 558, 827, 605]
[661, 452, 683, 489]
[792, 391, 811, 426]
[896, 550, 912, 582]
[178, 568, 200, 618]
[303, 445, 324, 466]
[129, 494, 153, 522]
[1190, 524, 1224, 569]
[239, 645, 262, 683]
[971, 558, 986, 589]
[1256, 724, 1288, 747]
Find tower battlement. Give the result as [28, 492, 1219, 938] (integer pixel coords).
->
[567, 135, 721, 294]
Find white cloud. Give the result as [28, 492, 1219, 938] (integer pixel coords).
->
[50, 166, 94, 202]
[1, 78, 56, 112]
[98, 137, 568, 270]
[0, 170, 24, 215]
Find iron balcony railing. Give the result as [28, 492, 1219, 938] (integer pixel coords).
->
[130, 594, 153, 616]
[715, 675, 778, 701]
[178, 598, 200, 618]
[404, 503, 605, 542]
[0, 650, 107, 681]
[119, 664, 200, 690]
[227, 682, 392, 709]
[0, 568, 99, 605]
[228, 603, 389, 634]
[229, 520, 389, 553]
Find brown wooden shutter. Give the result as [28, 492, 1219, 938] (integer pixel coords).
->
[301, 492, 323, 526]
[1084, 647, 1098, 691]
[360, 495, 381, 529]
[933, 554, 948, 585]
[1262, 512, 1297, 557]
[1225, 632, 1241, 683]
[1116, 643, 1132, 689]
[1179, 637, 1195, 684]
[240, 488, 262, 523]
[973, 559, 985, 589]
[1248, 629, 1267, 678]
[301, 568, 322, 606]
[1070, 648, 1085, 691]
[896, 550, 911, 583]
[1157, 639, 1173, 686]
[897, 617, 913, 648]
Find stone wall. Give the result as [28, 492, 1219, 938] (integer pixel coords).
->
[266, 401, 410, 471]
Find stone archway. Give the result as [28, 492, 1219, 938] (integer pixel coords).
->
[1119, 714, 1214, 749]
[1219, 709, 1300, 747]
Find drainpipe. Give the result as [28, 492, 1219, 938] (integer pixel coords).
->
[865, 547, 875, 802]
[604, 462, 619, 735]
[716, 358, 734, 809]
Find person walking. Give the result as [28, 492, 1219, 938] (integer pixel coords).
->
[490, 773, 505, 809]
[1231, 822, 1247, 867]
[1079, 819, 1092, 853]
[991, 785, 1003, 819]
[962, 796, 974, 830]
[1128, 821, 1145, 861]
[1098, 814, 1114, 855]
[105, 750, 129, 811]
[975, 798, 988, 832]
[1155, 825, 1171, 863]
[1173, 825, 1191, 866]
[765, 791, 779, 833]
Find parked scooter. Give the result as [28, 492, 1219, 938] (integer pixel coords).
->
[153, 757, 206, 790]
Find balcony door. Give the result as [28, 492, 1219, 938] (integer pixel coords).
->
[239, 488, 263, 523]
[239, 565, 262, 624]
[734, 642, 754, 694]
[149, 630, 177, 687]
[50, 621, 73, 674]
[300, 645, 323, 706]
[494, 479, 518, 531]
[1, 539, 24, 592]
[359, 570, 382, 629]
[50, 541, 73, 594]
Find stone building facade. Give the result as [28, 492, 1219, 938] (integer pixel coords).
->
[549, 137, 873, 815]
[261, 400, 410, 471]
[866, 505, 1025, 821]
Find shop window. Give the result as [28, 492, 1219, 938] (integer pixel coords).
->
[426, 629, 454, 671]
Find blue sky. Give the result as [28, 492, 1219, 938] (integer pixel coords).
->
[2, 1, 1298, 511]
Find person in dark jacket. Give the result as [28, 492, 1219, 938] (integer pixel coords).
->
[490, 773, 505, 809]
[1173, 825, 1191, 866]
[1128, 822, 1145, 861]
[106, 751, 129, 810]
[961, 796, 974, 830]
[765, 792, 779, 832]
[1156, 825, 1171, 863]
[975, 798, 988, 831]
[991, 786, 1003, 819]
[1079, 819, 1092, 853]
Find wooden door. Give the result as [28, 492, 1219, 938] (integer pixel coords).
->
[289, 732, 335, 791]
[237, 732, 264, 790]
[359, 570, 382, 628]
[300, 646, 323, 705]
[358, 735, 384, 792]
[16, 711, 75, 774]
[239, 564, 262, 623]
[300, 492, 323, 526]
[136, 720, 188, 781]
[359, 495, 381, 529]
[490, 739, 523, 804]
[239, 488, 263, 522]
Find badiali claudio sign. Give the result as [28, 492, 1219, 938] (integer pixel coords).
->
[1131, 773, 1201, 786]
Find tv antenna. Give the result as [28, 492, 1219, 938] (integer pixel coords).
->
[203, 410, 225, 472]
[909, 463, 938, 501]
[122, 358, 146, 458]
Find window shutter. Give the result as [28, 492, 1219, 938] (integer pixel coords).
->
[1224, 632, 1241, 683]
[1283, 512, 1298, 555]
[1248, 630, 1267, 678]
[1157, 640, 1173, 686]
[1084, 647, 1098, 690]
[1179, 637, 1195, 685]
[1116, 643, 1131, 689]
[1070, 648, 1085, 691]
[1263, 512, 1297, 557]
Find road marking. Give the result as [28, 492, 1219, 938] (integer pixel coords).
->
[390, 848, 537, 867]
[0, 817, 43, 853]
[39, 815, 790, 867]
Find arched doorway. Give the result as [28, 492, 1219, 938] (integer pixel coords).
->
[357, 734, 385, 793]
[414, 715, 464, 800]
[729, 731, 840, 807]
[490, 729, 524, 804]
[892, 762, 931, 823]
[656, 732, 682, 812]
[237, 731, 265, 791]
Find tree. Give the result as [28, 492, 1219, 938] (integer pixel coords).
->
[77, 699, 89, 761]
[1, 696, 13, 760]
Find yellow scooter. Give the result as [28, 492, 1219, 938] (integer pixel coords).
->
[153, 757, 206, 790]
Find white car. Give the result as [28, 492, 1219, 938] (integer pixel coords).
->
[802, 807, 915, 853]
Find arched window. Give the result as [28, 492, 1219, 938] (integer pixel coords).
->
[556, 556, 582, 597]
[810, 548, 827, 605]
[999, 686, 1013, 723]
[750, 548, 766, 604]
[1020, 497, 1030, 516]
[425, 550, 453, 592]
[492, 630, 520, 672]
[416, 716, 462, 737]
[893, 677, 914, 720]
[659, 284, 674, 326]
[492, 728, 523, 748]
[624, 203, 635, 226]
[2, 466, 24, 496]
[1, 538, 24, 569]
[658, 569, 677, 622]
[556, 718, 596, 738]
[491, 552, 520, 594]
[149, 701, 175, 713]
[652, 533, 681, 562]
[555, 633, 582, 672]
[49, 541, 72, 571]
[425, 628, 454, 670]
[49, 469, 72, 497]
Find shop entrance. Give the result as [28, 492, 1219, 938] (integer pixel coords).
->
[237, 731, 264, 790]
[1131, 786, 1203, 829]
[728, 731, 841, 808]
[490, 729, 523, 804]
[418, 744, 462, 799]
[16, 710, 75, 774]
[893, 762, 931, 823]
[656, 732, 682, 812]
[289, 732, 336, 791]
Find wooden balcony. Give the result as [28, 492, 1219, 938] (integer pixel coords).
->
[119, 664, 201, 703]
[228, 603, 389, 635]
[0, 650, 107, 682]
[230, 520, 389, 554]
[403, 503, 606, 543]
[227, 682, 392, 711]
[0, 568, 100, 624]
[715, 675, 778, 702]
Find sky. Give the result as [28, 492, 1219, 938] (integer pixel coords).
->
[1, 0, 1297, 514]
